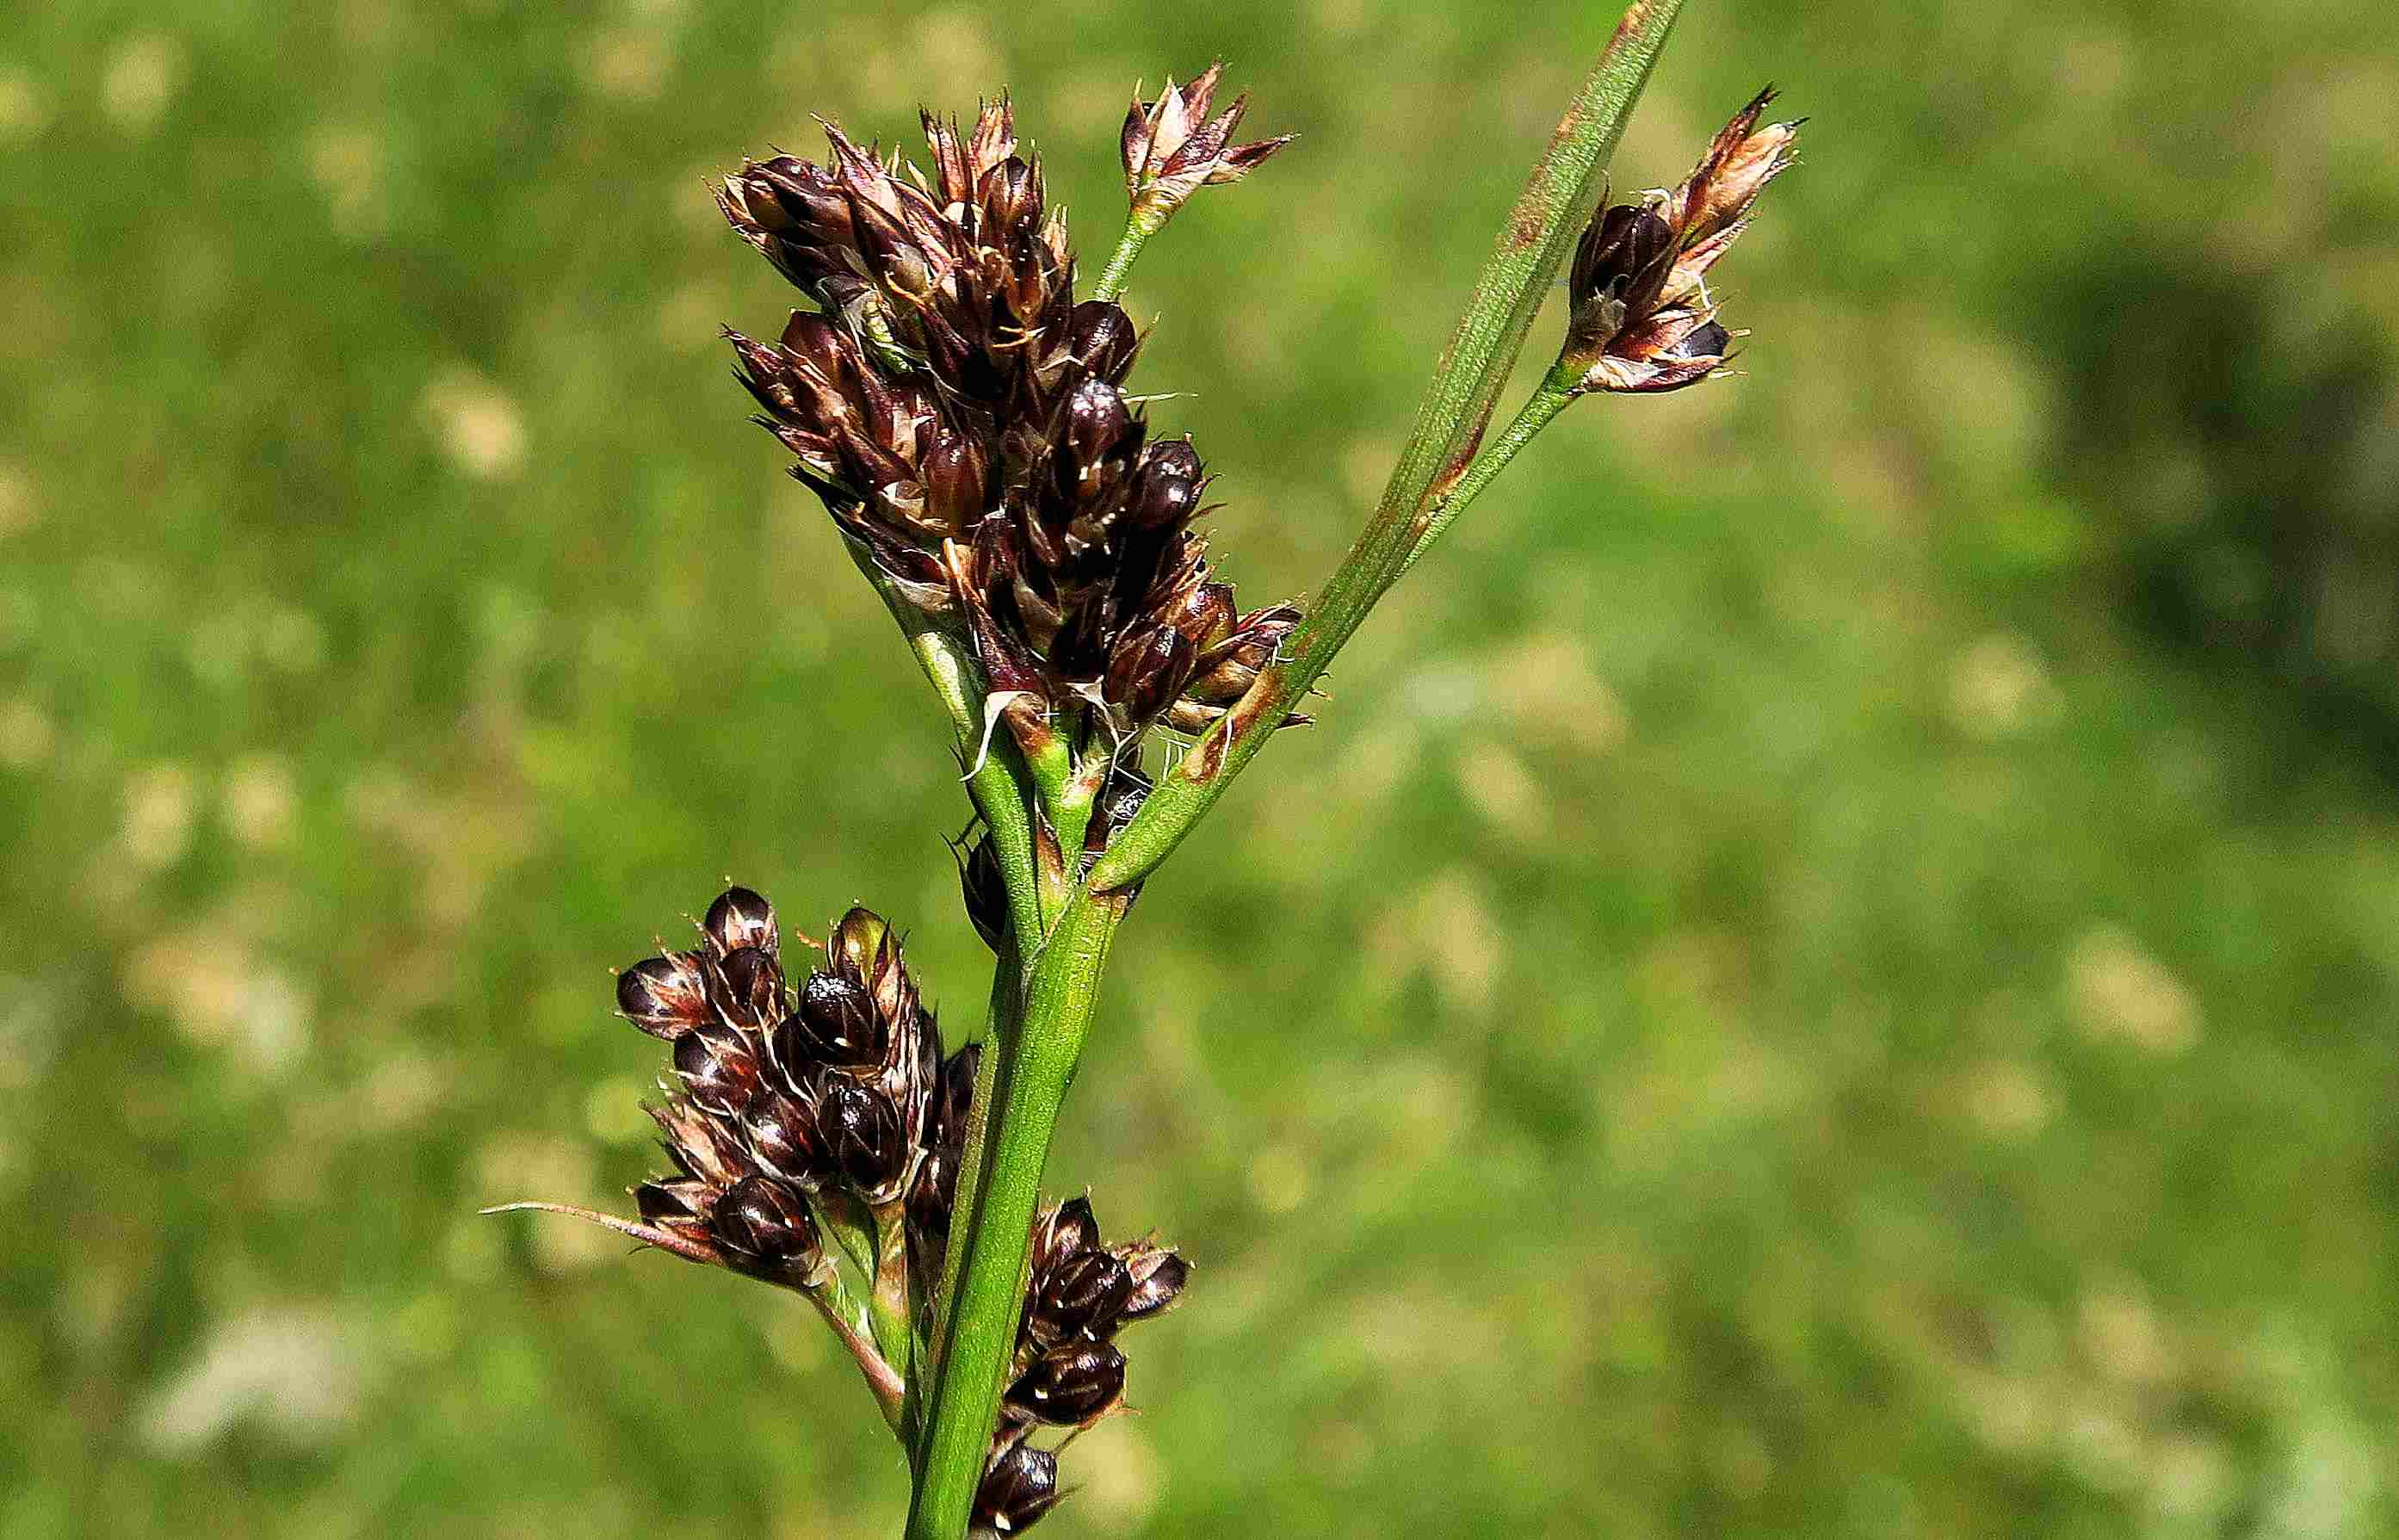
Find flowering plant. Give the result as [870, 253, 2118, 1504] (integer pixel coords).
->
[493, 3, 1795, 1532]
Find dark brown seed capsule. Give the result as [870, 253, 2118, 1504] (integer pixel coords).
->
[616, 952, 711, 1038]
[709, 1173, 821, 1282]
[634, 1179, 703, 1222]
[740, 1085, 820, 1181]
[783, 971, 886, 1068]
[932, 1042, 980, 1148]
[974, 1440, 1062, 1535]
[822, 1079, 909, 1203]
[907, 1141, 958, 1247]
[712, 944, 786, 1031]
[673, 1024, 762, 1117]
[1115, 1246, 1189, 1325]
[1027, 1248, 1136, 1346]
[1067, 300, 1141, 384]
[1034, 1197, 1101, 1273]
[1123, 439, 1203, 532]
[702, 886, 779, 958]
[1005, 1341, 1126, 1425]
[958, 830, 1009, 952]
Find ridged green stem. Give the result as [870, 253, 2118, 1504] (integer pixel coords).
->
[1091, 206, 1167, 304]
[1086, 0, 1685, 895]
[912, 934, 1018, 1481]
[896, 7, 1687, 1531]
[1400, 371, 1581, 577]
[805, 1271, 906, 1433]
[903, 888, 1123, 1540]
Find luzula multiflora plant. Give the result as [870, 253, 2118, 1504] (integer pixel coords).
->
[491, 3, 1794, 1533]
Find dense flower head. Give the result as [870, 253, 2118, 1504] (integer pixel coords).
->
[972, 1193, 1189, 1534]
[516, 888, 964, 1296]
[504, 887, 1190, 1536]
[1561, 87, 1799, 394]
[609, 892, 961, 1272]
[717, 96, 1299, 762]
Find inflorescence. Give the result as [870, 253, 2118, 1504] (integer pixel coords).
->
[495, 51, 1800, 1540]
[498, 886, 1187, 1534]
[717, 90, 1300, 905]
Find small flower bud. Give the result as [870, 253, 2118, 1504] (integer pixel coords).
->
[974, 1440, 1062, 1536]
[1556, 89, 1797, 397]
[1006, 1341, 1127, 1425]
[782, 971, 887, 1069]
[711, 944, 786, 1031]
[616, 951, 711, 1039]
[702, 885, 779, 958]
[709, 1173, 822, 1283]
[828, 905, 893, 984]
[1121, 63, 1293, 227]
[674, 1024, 762, 1117]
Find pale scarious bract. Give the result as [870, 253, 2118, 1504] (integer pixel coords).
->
[1120, 62, 1295, 229]
[1559, 86, 1800, 394]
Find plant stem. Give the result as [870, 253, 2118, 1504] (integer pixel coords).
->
[806, 1271, 907, 1434]
[1400, 373, 1580, 577]
[912, 933, 1020, 1480]
[1091, 208, 1165, 305]
[904, 888, 1126, 1540]
[846, 536, 1047, 947]
[1085, 0, 1685, 895]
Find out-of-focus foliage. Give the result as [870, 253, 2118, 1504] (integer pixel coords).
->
[3, 1, 2393, 1536]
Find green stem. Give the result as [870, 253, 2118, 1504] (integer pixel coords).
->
[867, 1203, 916, 1400]
[845, 536, 1044, 946]
[804, 1272, 906, 1434]
[1400, 373, 1580, 577]
[1085, 0, 1685, 895]
[1091, 207, 1166, 304]
[912, 932, 1020, 1479]
[904, 890, 1126, 1540]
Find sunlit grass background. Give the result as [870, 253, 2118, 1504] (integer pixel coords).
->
[7, 0, 2397, 1535]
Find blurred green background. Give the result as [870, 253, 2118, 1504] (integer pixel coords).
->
[6, 0, 2396, 1535]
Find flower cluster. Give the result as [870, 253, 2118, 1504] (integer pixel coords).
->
[498, 886, 1186, 1535]
[578, 888, 969, 1287]
[1120, 64, 1294, 231]
[1560, 88, 1800, 393]
[974, 1196, 1189, 1533]
[717, 96, 1300, 796]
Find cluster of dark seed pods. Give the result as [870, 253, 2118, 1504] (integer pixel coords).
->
[517, 886, 1189, 1535]
[608, 886, 975, 1294]
[1560, 88, 1801, 394]
[971, 1196, 1190, 1534]
[717, 94, 1302, 781]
